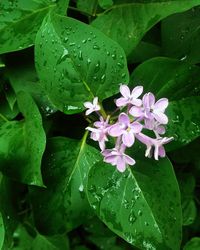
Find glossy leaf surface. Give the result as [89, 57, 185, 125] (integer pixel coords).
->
[35, 13, 129, 114]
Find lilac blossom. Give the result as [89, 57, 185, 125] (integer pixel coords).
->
[84, 97, 100, 116]
[136, 133, 173, 160]
[109, 113, 142, 147]
[83, 84, 173, 172]
[130, 92, 169, 126]
[103, 147, 135, 172]
[86, 116, 109, 150]
[116, 85, 143, 107]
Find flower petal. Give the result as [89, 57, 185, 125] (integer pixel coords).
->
[116, 156, 126, 172]
[122, 131, 135, 147]
[158, 146, 166, 158]
[130, 106, 143, 117]
[130, 122, 143, 133]
[120, 85, 130, 98]
[108, 124, 123, 137]
[143, 92, 155, 109]
[124, 155, 135, 165]
[153, 111, 168, 124]
[104, 155, 117, 165]
[93, 97, 98, 106]
[84, 102, 93, 109]
[131, 86, 143, 98]
[116, 97, 128, 107]
[85, 109, 92, 116]
[118, 113, 130, 126]
[144, 118, 154, 130]
[154, 98, 168, 111]
[131, 98, 142, 107]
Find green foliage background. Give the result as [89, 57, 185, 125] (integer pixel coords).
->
[0, 0, 200, 249]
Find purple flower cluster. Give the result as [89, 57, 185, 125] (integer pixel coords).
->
[84, 85, 173, 172]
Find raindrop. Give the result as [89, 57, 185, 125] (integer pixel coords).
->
[117, 62, 124, 68]
[78, 51, 83, 60]
[129, 213, 136, 224]
[79, 184, 84, 192]
[64, 37, 68, 43]
[82, 39, 87, 44]
[87, 58, 91, 65]
[93, 45, 100, 50]
[101, 74, 106, 82]
[69, 42, 75, 46]
[138, 210, 142, 216]
[112, 54, 116, 59]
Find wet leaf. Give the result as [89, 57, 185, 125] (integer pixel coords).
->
[0, 92, 46, 186]
[30, 135, 101, 234]
[130, 57, 200, 100]
[35, 13, 129, 114]
[87, 155, 182, 249]
[183, 237, 200, 250]
[162, 6, 200, 64]
[0, 0, 69, 54]
[92, 0, 200, 55]
[166, 96, 200, 150]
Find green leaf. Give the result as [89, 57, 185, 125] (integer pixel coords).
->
[76, 0, 99, 16]
[128, 41, 161, 64]
[183, 237, 200, 250]
[0, 177, 19, 249]
[87, 156, 182, 249]
[166, 96, 200, 150]
[92, 0, 200, 55]
[162, 6, 200, 64]
[178, 174, 196, 226]
[130, 57, 200, 100]
[0, 92, 46, 186]
[30, 135, 101, 234]
[12, 225, 69, 250]
[0, 213, 5, 250]
[35, 13, 129, 114]
[0, 0, 69, 54]
[7, 63, 57, 116]
[98, 0, 113, 9]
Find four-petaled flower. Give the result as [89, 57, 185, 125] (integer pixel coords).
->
[83, 85, 173, 172]
[136, 133, 173, 160]
[103, 147, 135, 172]
[84, 97, 100, 116]
[86, 116, 109, 150]
[130, 92, 169, 128]
[116, 85, 143, 107]
[109, 113, 142, 147]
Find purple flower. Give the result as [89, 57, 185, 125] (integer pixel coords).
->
[86, 116, 109, 150]
[108, 113, 142, 147]
[84, 97, 100, 116]
[116, 85, 143, 107]
[103, 147, 135, 172]
[130, 92, 169, 125]
[136, 133, 173, 160]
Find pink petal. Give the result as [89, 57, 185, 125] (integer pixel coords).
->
[120, 85, 130, 98]
[153, 111, 168, 124]
[104, 155, 117, 165]
[154, 98, 168, 111]
[131, 86, 143, 98]
[116, 156, 126, 172]
[130, 122, 143, 133]
[154, 145, 159, 160]
[84, 102, 93, 109]
[156, 125, 166, 135]
[130, 106, 143, 117]
[122, 131, 135, 147]
[108, 124, 123, 137]
[124, 155, 135, 165]
[158, 146, 166, 158]
[118, 113, 130, 126]
[143, 92, 155, 109]
[144, 118, 154, 130]
[85, 109, 93, 116]
[131, 98, 142, 107]
[93, 97, 98, 106]
[116, 97, 128, 107]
